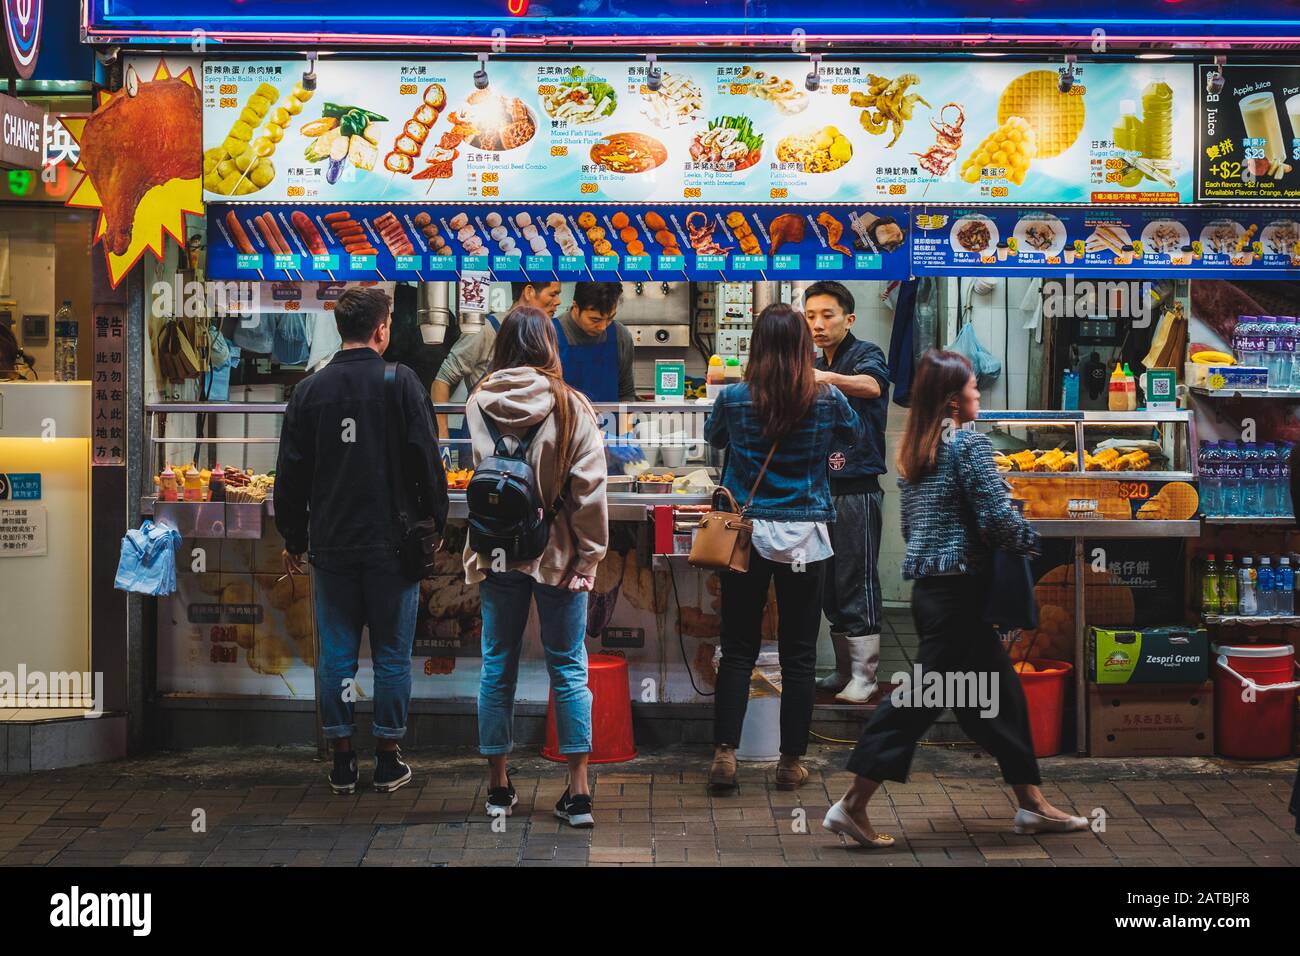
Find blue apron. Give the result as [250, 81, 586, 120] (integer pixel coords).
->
[450, 313, 502, 444]
[553, 317, 620, 402]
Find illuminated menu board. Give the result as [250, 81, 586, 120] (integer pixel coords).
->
[1197, 64, 1300, 202]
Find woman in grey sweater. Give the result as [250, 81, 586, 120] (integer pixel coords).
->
[823, 350, 1088, 848]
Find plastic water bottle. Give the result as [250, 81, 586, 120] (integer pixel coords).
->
[1241, 442, 1264, 517]
[1277, 557, 1295, 616]
[1257, 556, 1275, 615]
[1281, 316, 1298, 390]
[1234, 315, 1258, 367]
[53, 300, 78, 382]
[1238, 556, 1257, 615]
[1199, 441, 1220, 516]
[1282, 443, 1295, 518]
[1260, 316, 1280, 386]
[1220, 442, 1243, 517]
[1261, 442, 1281, 516]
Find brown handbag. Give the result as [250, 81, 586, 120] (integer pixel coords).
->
[688, 444, 778, 573]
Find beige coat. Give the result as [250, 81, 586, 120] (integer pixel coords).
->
[461, 366, 609, 586]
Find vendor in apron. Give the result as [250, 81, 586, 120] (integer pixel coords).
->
[432, 281, 561, 462]
[553, 281, 636, 404]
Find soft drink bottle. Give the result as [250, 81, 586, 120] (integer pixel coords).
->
[1220, 442, 1243, 516]
[1238, 556, 1257, 615]
[1199, 441, 1220, 516]
[1257, 556, 1275, 615]
[1201, 554, 1221, 615]
[1241, 442, 1263, 516]
[1220, 553, 1239, 613]
[1277, 557, 1295, 616]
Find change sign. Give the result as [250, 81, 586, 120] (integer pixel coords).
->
[0, 91, 43, 170]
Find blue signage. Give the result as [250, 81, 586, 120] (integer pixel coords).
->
[0, 472, 41, 499]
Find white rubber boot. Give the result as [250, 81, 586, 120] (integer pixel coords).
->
[815, 632, 852, 693]
[834, 634, 880, 703]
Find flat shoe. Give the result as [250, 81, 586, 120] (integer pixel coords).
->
[822, 800, 895, 849]
[1012, 808, 1089, 834]
[775, 761, 809, 791]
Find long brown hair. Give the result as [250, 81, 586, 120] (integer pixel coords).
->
[745, 303, 819, 440]
[477, 306, 587, 493]
[897, 349, 975, 482]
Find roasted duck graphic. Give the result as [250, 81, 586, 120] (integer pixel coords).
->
[81, 78, 202, 255]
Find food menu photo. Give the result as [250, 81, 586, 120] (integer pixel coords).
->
[201, 59, 1197, 206]
[1197, 63, 1300, 201]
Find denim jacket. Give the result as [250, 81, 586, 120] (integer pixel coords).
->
[704, 382, 862, 521]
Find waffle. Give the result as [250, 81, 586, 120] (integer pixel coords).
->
[997, 70, 1085, 159]
[1141, 481, 1199, 520]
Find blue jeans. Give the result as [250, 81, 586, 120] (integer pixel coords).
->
[312, 553, 419, 740]
[478, 570, 592, 756]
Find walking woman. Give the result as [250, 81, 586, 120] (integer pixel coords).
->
[823, 350, 1087, 847]
[463, 307, 609, 827]
[705, 303, 862, 792]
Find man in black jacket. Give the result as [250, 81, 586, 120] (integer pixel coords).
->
[276, 288, 448, 794]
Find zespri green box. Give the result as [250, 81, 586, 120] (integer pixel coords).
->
[1088, 626, 1210, 684]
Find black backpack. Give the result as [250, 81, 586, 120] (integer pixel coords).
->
[466, 412, 570, 562]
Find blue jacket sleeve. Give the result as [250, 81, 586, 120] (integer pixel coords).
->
[273, 395, 312, 555]
[956, 432, 1039, 555]
[704, 392, 730, 450]
[829, 386, 863, 446]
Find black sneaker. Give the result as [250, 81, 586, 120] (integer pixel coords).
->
[554, 788, 595, 828]
[329, 751, 358, 795]
[373, 748, 412, 793]
[485, 769, 518, 817]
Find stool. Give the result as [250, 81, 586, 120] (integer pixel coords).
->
[542, 653, 637, 764]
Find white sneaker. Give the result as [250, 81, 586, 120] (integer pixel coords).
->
[1012, 808, 1089, 834]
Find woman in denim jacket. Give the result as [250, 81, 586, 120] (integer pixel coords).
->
[823, 350, 1088, 848]
[704, 303, 861, 791]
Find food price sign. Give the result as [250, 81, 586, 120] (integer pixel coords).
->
[1197, 63, 1300, 202]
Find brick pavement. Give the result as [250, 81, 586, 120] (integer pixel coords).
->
[0, 745, 1295, 867]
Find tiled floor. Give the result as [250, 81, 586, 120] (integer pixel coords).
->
[0, 745, 1295, 867]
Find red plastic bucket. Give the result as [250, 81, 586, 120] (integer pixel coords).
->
[1213, 643, 1299, 760]
[542, 653, 637, 764]
[1017, 659, 1072, 758]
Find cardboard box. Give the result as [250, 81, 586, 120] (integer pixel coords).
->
[1087, 682, 1213, 757]
[1088, 626, 1210, 684]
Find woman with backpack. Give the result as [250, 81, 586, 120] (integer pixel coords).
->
[463, 306, 609, 828]
[704, 303, 862, 792]
[822, 350, 1086, 848]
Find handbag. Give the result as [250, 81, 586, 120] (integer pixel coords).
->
[384, 363, 441, 581]
[951, 435, 1039, 630]
[688, 443, 777, 573]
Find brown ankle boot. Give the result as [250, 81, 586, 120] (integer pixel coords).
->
[709, 745, 738, 791]
[775, 758, 808, 791]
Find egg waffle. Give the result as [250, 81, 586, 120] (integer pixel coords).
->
[997, 70, 1085, 159]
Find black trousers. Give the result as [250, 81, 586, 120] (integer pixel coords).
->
[823, 490, 885, 636]
[845, 574, 1042, 785]
[714, 553, 826, 757]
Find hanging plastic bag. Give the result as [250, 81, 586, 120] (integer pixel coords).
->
[114, 520, 182, 596]
[273, 312, 311, 366]
[230, 314, 275, 354]
[951, 321, 1002, 389]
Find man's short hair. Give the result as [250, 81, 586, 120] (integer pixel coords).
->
[572, 281, 624, 316]
[510, 281, 535, 305]
[803, 280, 855, 316]
[334, 288, 393, 343]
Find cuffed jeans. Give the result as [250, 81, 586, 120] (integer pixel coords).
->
[715, 554, 826, 757]
[312, 553, 419, 740]
[846, 574, 1041, 785]
[478, 570, 592, 756]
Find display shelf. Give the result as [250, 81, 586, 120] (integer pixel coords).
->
[1005, 470, 1194, 482]
[1032, 519, 1201, 538]
[1201, 516, 1296, 525]
[1190, 386, 1300, 401]
[976, 409, 1192, 423]
[1202, 614, 1300, 626]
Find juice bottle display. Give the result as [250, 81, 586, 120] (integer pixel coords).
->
[1201, 554, 1221, 616]
[1220, 554, 1239, 613]
[1141, 78, 1174, 164]
[1237, 556, 1257, 616]
[1113, 99, 1144, 153]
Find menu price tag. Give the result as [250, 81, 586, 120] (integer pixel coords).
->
[855, 253, 883, 270]
[273, 253, 301, 271]
[816, 253, 845, 270]
[558, 255, 587, 273]
[623, 255, 651, 271]
[591, 255, 619, 272]
[349, 254, 377, 270]
[311, 253, 339, 270]
[493, 255, 524, 273]
[525, 255, 554, 272]
[427, 255, 457, 271]
[772, 254, 800, 271]
[695, 254, 727, 271]
[461, 255, 489, 271]
[395, 255, 421, 271]
[658, 255, 685, 271]
[732, 255, 766, 271]
[236, 254, 263, 270]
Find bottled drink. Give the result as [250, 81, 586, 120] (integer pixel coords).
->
[1238, 556, 1257, 615]
[1241, 442, 1263, 517]
[1234, 315, 1259, 367]
[1257, 556, 1275, 615]
[53, 300, 78, 382]
[1282, 443, 1295, 518]
[1277, 557, 1295, 616]
[1261, 442, 1281, 516]
[1201, 554, 1221, 615]
[1199, 441, 1221, 516]
[1220, 441, 1244, 517]
[1279, 315, 1297, 390]
[1220, 553, 1239, 613]
[1260, 316, 1283, 387]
